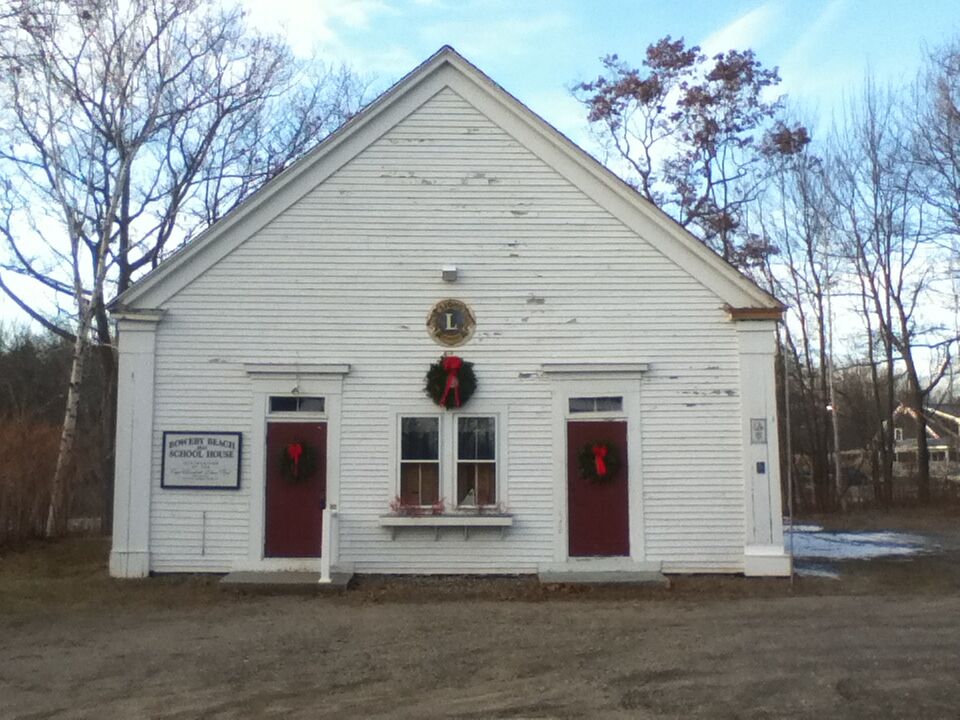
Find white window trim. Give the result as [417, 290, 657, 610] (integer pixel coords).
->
[392, 407, 507, 513]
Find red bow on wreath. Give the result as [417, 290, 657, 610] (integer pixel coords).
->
[592, 444, 608, 478]
[286, 443, 304, 480]
[439, 355, 463, 408]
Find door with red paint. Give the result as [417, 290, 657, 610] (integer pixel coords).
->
[265, 422, 326, 557]
[567, 420, 629, 557]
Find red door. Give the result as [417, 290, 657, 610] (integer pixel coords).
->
[567, 420, 629, 557]
[265, 422, 326, 558]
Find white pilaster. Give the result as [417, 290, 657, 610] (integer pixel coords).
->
[109, 311, 162, 578]
[735, 320, 791, 576]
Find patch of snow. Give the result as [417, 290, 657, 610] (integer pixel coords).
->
[785, 528, 927, 560]
[784, 524, 823, 533]
[794, 564, 841, 579]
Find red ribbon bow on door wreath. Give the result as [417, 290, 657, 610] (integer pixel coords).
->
[592, 444, 608, 478]
[286, 443, 304, 480]
[439, 355, 463, 408]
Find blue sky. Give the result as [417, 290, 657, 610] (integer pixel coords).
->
[3, 0, 959, 325]
[243, 0, 960, 147]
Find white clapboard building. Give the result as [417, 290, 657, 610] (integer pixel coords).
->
[109, 47, 790, 581]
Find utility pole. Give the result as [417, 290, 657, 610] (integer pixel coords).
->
[951, 241, 959, 399]
[825, 240, 844, 510]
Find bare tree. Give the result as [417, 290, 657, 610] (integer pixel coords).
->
[914, 40, 960, 241]
[0, 0, 365, 534]
[829, 78, 954, 504]
[755, 128, 843, 511]
[913, 40, 960, 398]
[574, 37, 805, 268]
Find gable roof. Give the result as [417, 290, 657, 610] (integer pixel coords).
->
[112, 46, 783, 314]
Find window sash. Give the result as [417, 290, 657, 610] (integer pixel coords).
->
[456, 416, 497, 507]
[457, 416, 496, 460]
[457, 461, 496, 506]
[401, 416, 440, 461]
[568, 396, 623, 414]
[400, 461, 440, 506]
[399, 416, 440, 506]
[269, 395, 325, 414]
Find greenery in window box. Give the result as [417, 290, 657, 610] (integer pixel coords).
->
[389, 496, 445, 516]
[456, 501, 509, 515]
[577, 440, 622, 482]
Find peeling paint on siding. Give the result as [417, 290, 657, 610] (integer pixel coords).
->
[147, 87, 745, 574]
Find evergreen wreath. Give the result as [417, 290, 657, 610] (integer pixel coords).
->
[280, 441, 318, 483]
[577, 440, 622, 482]
[424, 354, 477, 409]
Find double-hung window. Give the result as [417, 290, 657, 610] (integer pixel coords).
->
[456, 416, 496, 507]
[397, 414, 498, 509]
[399, 417, 440, 506]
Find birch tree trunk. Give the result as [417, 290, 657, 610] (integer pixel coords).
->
[45, 325, 90, 536]
[1, 1, 365, 537]
[44, 163, 130, 538]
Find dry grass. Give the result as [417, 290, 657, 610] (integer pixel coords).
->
[0, 416, 113, 547]
[4, 503, 960, 619]
[0, 419, 58, 546]
[0, 536, 224, 617]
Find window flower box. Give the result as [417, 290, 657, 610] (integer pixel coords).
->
[378, 513, 513, 540]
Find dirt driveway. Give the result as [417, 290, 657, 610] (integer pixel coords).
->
[3, 517, 960, 719]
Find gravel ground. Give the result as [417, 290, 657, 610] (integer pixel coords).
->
[2, 513, 960, 719]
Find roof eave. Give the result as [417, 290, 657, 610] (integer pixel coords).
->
[112, 45, 783, 312]
[112, 46, 462, 310]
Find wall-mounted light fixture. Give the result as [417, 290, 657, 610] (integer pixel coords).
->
[442, 265, 458, 282]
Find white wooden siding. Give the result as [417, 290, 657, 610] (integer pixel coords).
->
[147, 87, 745, 573]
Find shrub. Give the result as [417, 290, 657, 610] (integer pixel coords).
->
[0, 418, 59, 546]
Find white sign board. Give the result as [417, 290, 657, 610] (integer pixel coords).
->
[161, 432, 242, 489]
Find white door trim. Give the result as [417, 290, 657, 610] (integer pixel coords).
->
[549, 377, 644, 564]
[244, 373, 345, 571]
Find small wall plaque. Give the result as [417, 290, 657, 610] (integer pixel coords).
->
[750, 418, 768, 445]
[426, 298, 476, 346]
[161, 431, 242, 489]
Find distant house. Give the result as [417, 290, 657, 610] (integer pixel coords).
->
[892, 403, 960, 470]
[107, 46, 790, 581]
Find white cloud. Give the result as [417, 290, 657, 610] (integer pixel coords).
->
[776, 0, 854, 118]
[780, 0, 847, 68]
[419, 10, 571, 64]
[240, 0, 395, 56]
[700, 2, 779, 56]
[348, 45, 422, 81]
